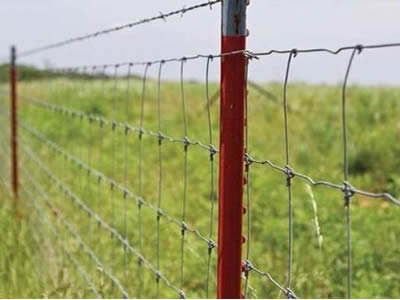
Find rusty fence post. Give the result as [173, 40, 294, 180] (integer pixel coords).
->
[10, 45, 18, 199]
[217, 0, 248, 298]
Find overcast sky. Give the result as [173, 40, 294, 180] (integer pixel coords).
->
[1, 0, 400, 84]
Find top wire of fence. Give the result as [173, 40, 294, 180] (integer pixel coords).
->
[17, 0, 221, 58]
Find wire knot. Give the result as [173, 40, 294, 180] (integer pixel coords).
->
[181, 222, 188, 235]
[355, 44, 363, 54]
[284, 288, 297, 299]
[343, 181, 355, 207]
[158, 131, 165, 145]
[124, 123, 130, 135]
[110, 181, 115, 190]
[245, 153, 254, 167]
[111, 120, 118, 131]
[183, 137, 191, 151]
[245, 51, 259, 60]
[137, 197, 144, 208]
[284, 165, 295, 186]
[138, 127, 144, 139]
[156, 208, 163, 221]
[207, 239, 216, 253]
[155, 271, 161, 282]
[209, 144, 217, 160]
[243, 260, 253, 277]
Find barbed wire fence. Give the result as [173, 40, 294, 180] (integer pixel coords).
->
[0, 0, 400, 298]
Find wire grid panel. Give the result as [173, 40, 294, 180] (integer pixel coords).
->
[10, 57, 221, 299]
[242, 45, 400, 299]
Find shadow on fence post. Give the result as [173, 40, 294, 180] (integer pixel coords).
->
[10, 45, 18, 202]
[217, 0, 247, 298]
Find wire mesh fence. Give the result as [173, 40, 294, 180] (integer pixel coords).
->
[1, 0, 400, 299]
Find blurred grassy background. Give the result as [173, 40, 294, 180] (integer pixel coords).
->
[0, 64, 399, 298]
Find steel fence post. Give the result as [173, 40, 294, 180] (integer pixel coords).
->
[217, 1, 247, 298]
[10, 45, 18, 199]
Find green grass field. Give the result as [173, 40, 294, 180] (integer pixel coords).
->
[0, 71, 400, 298]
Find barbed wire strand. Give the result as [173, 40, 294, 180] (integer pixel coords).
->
[18, 0, 221, 57]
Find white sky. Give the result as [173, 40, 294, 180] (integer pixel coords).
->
[1, 0, 400, 84]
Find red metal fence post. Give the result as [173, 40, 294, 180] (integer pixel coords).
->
[10, 45, 18, 199]
[217, 0, 247, 298]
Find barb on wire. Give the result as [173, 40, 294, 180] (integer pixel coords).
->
[18, 0, 221, 57]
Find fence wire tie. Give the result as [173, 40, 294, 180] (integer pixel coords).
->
[158, 131, 165, 145]
[207, 239, 216, 253]
[285, 288, 298, 299]
[183, 136, 191, 152]
[343, 181, 355, 207]
[284, 165, 295, 186]
[138, 127, 144, 140]
[243, 260, 253, 278]
[209, 144, 217, 160]
[156, 208, 163, 221]
[245, 51, 259, 60]
[124, 123, 130, 135]
[179, 290, 186, 299]
[181, 222, 188, 235]
[111, 120, 118, 131]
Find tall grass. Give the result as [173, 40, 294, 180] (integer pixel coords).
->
[0, 75, 399, 298]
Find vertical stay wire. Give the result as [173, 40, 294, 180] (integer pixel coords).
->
[156, 60, 165, 297]
[88, 67, 97, 250]
[97, 66, 108, 287]
[111, 65, 120, 285]
[342, 45, 362, 299]
[137, 62, 151, 298]
[180, 57, 188, 297]
[123, 63, 133, 286]
[205, 55, 216, 298]
[244, 56, 251, 298]
[283, 49, 297, 290]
